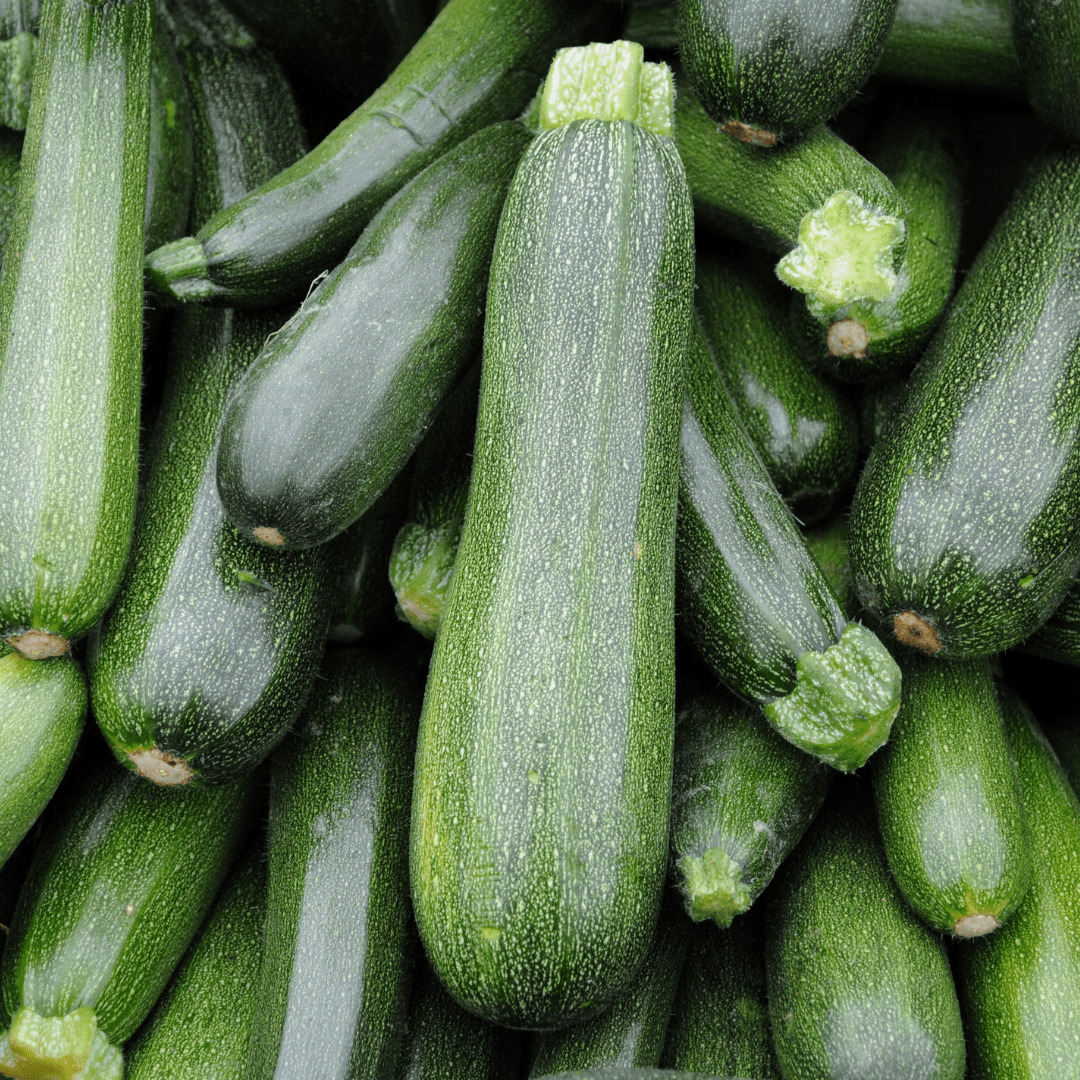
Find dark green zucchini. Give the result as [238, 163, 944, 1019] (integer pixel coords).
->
[679, 0, 899, 145]
[695, 248, 858, 523]
[1011, 0, 1080, 143]
[0, 30, 32, 130]
[856, 376, 906, 459]
[953, 686, 1080, 1079]
[1043, 717, 1080, 792]
[123, 846, 266, 1080]
[389, 363, 478, 639]
[803, 516, 856, 618]
[873, 652, 1031, 937]
[0, 0, 152, 660]
[144, 0, 604, 306]
[0, 129, 18, 257]
[87, 0, 325, 788]
[411, 43, 692, 1030]
[670, 677, 831, 926]
[246, 646, 421, 1080]
[527, 893, 690, 1075]
[214, 120, 529, 551]
[0, 641, 84, 866]
[0, 768, 257, 1080]
[1020, 581, 1080, 666]
[533, 1073, 737, 1080]
[849, 149, 1080, 659]
[659, 909, 781, 1079]
[765, 779, 966, 1080]
[678, 313, 900, 771]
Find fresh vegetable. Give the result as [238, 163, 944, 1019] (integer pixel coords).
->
[1011, 0, 1080, 143]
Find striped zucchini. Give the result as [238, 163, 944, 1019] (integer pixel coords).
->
[411, 42, 692, 1029]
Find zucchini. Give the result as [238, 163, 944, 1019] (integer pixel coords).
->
[144, 0, 604, 306]
[87, 0, 325, 788]
[0, 0, 153, 660]
[765, 779, 967, 1080]
[246, 645, 421, 1080]
[677, 312, 901, 771]
[0, 768, 257, 1080]
[848, 149, 1080, 659]
[1011, 0, 1080, 143]
[953, 685, 1080, 1078]
[873, 652, 1031, 937]
[1043, 717, 1080, 792]
[803, 516, 856, 618]
[659, 909, 781, 1079]
[0, 129, 18, 257]
[1020, 580, 1080, 666]
[679, 0, 899, 145]
[695, 247, 858, 523]
[0, 30, 32, 130]
[0, 641, 84, 867]
[410, 42, 692, 1030]
[214, 120, 529, 551]
[532, 1072, 736, 1079]
[527, 893, 689, 1075]
[123, 847, 266, 1080]
[669, 676, 831, 927]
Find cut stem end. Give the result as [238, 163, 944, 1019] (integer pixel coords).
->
[128, 747, 194, 786]
[954, 913, 999, 938]
[6, 630, 71, 660]
[893, 609, 942, 653]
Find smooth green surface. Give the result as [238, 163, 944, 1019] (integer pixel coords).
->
[0, 0, 151, 646]
[411, 117, 692, 1030]
[1012, 0, 1080, 142]
[849, 149, 1080, 658]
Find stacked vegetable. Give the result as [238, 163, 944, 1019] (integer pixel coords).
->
[0, 0, 1078, 1078]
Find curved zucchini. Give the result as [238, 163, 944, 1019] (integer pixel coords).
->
[1011, 0, 1080, 143]
[849, 148, 1080, 659]
[679, 0, 899, 145]
[678, 313, 900, 771]
[411, 43, 692, 1030]
[215, 120, 529, 551]
[873, 652, 1031, 937]
[0, 769, 257, 1080]
[145, 0, 604, 306]
[246, 646, 421, 1080]
[0, 0, 152, 659]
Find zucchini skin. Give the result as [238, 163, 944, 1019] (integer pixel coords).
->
[411, 118, 692, 1030]
[1011, 0, 1080, 142]
[873, 652, 1031, 936]
[803, 516, 857, 618]
[849, 149, 1080, 659]
[954, 687, 1080, 1079]
[88, 1, 324, 788]
[765, 780, 967, 1080]
[0, 129, 18, 257]
[123, 847, 266, 1080]
[145, 0, 602, 306]
[679, 0, 899, 143]
[0, 0, 152, 651]
[0, 642, 84, 866]
[214, 121, 529, 551]
[1019, 582, 1080, 665]
[246, 646, 421, 1080]
[532, 1072, 736, 1079]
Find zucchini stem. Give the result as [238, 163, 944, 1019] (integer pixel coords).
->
[0, 1008, 121, 1080]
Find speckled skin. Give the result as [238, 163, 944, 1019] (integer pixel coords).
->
[410, 118, 692, 1030]
[0, 0, 152, 645]
[247, 647, 421, 1080]
[765, 780, 966, 1080]
[850, 149, 1080, 659]
[873, 653, 1032, 935]
[954, 687, 1080, 1078]
[679, 0, 899, 141]
[1011, 0, 1080, 143]
[124, 848, 266, 1080]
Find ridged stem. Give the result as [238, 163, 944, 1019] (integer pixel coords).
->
[143, 235, 217, 304]
[0, 1007, 122, 1080]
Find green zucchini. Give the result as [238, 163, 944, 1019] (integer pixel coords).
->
[1011, 0, 1080, 143]
[953, 686, 1080, 1078]
[873, 652, 1031, 937]
[87, 0, 325, 788]
[532, 1072, 738, 1079]
[803, 516, 856, 618]
[389, 363, 478, 639]
[669, 677, 831, 927]
[1043, 717, 1080, 792]
[678, 312, 900, 771]
[527, 893, 690, 1075]
[659, 909, 781, 1079]
[0, 0, 153, 660]
[856, 376, 905, 459]
[679, 0, 899, 145]
[0, 130, 18, 257]
[214, 120, 529, 551]
[765, 779, 967, 1080]
[675, 90, 908, 318]
[0, 31, 32, 130]
[790, 108, 962, 381]
[0, 641, 84, 867]
[848, 149, 1080, 659]
[1020, 581, 1080, 666]
[123, 846, 266, 1080]
[410, 43, 692, 1030]
[246, 645, 421, 1080]
[144, 0, 604, 306]
[695, 247, 858, 523]
[0, 768, 257, 1080]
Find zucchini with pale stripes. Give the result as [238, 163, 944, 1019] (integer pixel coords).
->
[411, 42, 692, 1030]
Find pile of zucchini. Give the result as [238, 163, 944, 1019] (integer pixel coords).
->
[0, 0, 1078, 1077]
